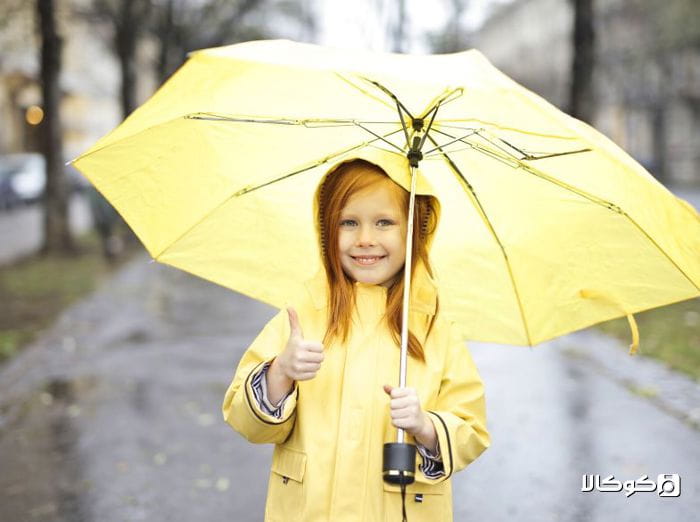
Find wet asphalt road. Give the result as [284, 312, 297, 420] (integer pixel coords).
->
[0, 252, 698, 522]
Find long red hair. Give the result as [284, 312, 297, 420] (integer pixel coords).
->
[317, 159, 440, 362]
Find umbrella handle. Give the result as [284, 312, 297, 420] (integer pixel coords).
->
[382, 442, 416, 485]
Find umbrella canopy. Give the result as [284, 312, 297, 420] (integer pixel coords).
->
[72, 39, 700, 350]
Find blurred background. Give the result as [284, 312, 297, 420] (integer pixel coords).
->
[0, 1, 698, 521]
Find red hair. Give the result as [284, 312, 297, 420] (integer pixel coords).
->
[317, 159, 440, 362]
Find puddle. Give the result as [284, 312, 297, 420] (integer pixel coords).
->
[0, 376, 97, 521]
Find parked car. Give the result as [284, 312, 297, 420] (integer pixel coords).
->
[65, 162, 91, 193]
[0, 153, 46, 210]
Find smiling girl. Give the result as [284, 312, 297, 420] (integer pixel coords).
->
[223, 157, 490, 521]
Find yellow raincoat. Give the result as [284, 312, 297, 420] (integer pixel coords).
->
[222, 259, 490, 521]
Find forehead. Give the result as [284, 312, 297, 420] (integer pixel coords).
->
[342, 182, 405, 215]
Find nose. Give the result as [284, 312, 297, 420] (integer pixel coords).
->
[355, 224, 376, 247]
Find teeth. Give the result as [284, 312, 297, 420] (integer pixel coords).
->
[355, 256, 382, 264]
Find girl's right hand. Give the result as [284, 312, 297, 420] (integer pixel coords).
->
[276, 307, 325, 381]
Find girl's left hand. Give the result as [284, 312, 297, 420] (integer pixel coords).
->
[382, 384, 431, 437]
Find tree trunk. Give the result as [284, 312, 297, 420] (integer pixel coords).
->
[651, 102, 668, 184]
[569, 0, 596, 123]
[393, 0, 407, 53]
[156, 0, 175, 84]
[116, 0, 139, 118]
[37, 0, 74, 255]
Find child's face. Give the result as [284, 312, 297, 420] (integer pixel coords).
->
[337, 181, 407, 288]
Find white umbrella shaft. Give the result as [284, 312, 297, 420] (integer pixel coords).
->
[397, 165, 418, 444]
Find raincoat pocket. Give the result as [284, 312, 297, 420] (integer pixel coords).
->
[382, 480, 447, 521]
[265, 446, 307, 522]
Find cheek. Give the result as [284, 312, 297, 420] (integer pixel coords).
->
[390, 232, 407, 256]
[337, 232, 352, 253]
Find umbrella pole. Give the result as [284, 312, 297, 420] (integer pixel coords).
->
[382, 163, 419, 486]
[398, 163, 418, 442]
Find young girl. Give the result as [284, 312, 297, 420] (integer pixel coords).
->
[222, 156, 490, 521]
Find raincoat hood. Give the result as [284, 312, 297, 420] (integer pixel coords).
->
[307, 148, 442, 316]
[311, 148, 440, 253]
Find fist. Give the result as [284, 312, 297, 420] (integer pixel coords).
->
[383, 384, 430, 437]
[276, 307, 325, 381]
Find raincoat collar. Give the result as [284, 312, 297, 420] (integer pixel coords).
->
[302, 260, 438, 316]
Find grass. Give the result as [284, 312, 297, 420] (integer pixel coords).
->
[593, 297, 700, 381]
[0, 230, 141, 364]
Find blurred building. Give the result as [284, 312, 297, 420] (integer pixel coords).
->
[472, 0, 700, 186]
[0, 0, 317, 163]
[0, 1, 130, 161]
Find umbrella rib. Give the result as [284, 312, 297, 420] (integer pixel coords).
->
[185, 113, 400, 127]
[431, 132, 700, 299]
[481, 130, 593, 160]
[228, 128, 405, 197]
[68, 113, 395, 165]
[355, 76, 416, 120]
[352, 122, 406, 153]
[424, 133, 534, 346]
[154, 130, 405, 260]
[334, 73, 398, 113]
[436, 120, 581, 141]
[430, 127, 591, 164]
[512, 162, 700, 294]
[428, 128, 522, 167]
[423, 129, 480, 156]
[418, 88, 464, 119]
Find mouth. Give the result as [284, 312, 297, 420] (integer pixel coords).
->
[351, 255, 386, 266]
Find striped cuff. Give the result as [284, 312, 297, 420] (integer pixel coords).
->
[416, 442, 445, 478]
[251, 361, 294, 419]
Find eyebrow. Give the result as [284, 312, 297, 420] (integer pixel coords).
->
[339, 213, 398, 219]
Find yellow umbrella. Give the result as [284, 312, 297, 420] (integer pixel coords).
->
[71, 39, 700, 354]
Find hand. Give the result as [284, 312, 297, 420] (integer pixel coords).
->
[382, 384, 432, 438]
[275, 307, 325, 381]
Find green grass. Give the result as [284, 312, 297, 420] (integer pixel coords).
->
[0, 231, 141, 363]
[594, 297, 700, 381]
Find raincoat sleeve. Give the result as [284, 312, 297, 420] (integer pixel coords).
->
[416, 442, 445, 478]
[222, 308, 299, 444]
[421, 321, 490, 483]
[252, 361, 295, 416]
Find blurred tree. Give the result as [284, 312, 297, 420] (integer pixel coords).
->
[644, 0, 699, 184]
[569, 0, 595, 123]
[427, 0, 470, 54]
[392, 0, 407, 53]
[75, 0, 152, 119]
[596, 0, 700, 184]
[152, 0, 264, 83]
[151, 0, 317, 83]
[71, 0, 153, 259]
[37, 0, 75, 255]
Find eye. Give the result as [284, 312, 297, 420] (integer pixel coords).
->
[378, 219, 394, 226]
[339, 219, 356, 227]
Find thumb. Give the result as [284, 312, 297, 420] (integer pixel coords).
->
[383, 384, 393, 395]
[287, 307, 304, 340]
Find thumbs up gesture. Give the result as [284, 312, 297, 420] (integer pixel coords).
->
[276, 307, 325, 381]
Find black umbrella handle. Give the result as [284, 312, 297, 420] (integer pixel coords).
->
[382, 442, 416, 485]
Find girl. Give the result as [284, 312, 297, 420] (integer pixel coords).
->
[222, 156, 490, 521]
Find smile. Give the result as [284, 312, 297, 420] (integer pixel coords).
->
[352, 256, 386, 266]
